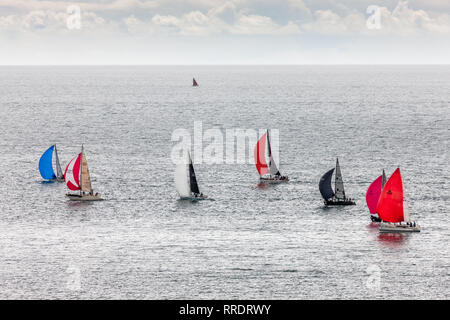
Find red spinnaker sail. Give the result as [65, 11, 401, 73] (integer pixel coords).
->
[254, 133, 269, 176]
[64, 154, 81, 191]
[376, 168, 404, 223]
[366, 175, 382, 214]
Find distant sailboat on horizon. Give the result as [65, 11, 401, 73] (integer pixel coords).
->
[377, 168, 420, 233]
[366, 169, 387, 222]
[319, 158, 355, 205]
[193, 78, 198, 86]
[254, 129, 289, 182]
[175, 149, 207, 200]
[64, 145, 103, 201]
[39, 144, 64, 181]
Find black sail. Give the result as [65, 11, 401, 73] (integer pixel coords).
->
[266, 129, 280, 176]
[188, 154, 200, 195]
[319, 168, 335, 200]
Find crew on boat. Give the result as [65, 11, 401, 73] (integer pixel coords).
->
[193, 192, 205, 198]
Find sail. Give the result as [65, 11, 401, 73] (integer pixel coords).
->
[188, 152, 200, 194]
[39, 145, 56, 180]
[54, 145, 64, 179]
[266, 130, 281, 176]
[376, 168, 404, 223]
[64, 154, 81, 191]
[193, 78, 198, 86]
[319, 168, 335, 201]
[334, 158, 346, 199]
[382, 169, 387, 188]
[403, 183, 411, 223]
[366, 175, 382, 214]
[80, 146, 92, 194]
[254, 132, 269, 176]
[175, 151, 190, 197]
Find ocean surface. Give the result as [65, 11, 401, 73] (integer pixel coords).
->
[0, 65, 448, 299]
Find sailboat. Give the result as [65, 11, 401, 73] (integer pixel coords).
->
[319, 158, 355, 205]
[39, 144, 64, 181]
[366, 170, 387, 222]
[64, 145, 103, 201]
[175, 149, 207, 200]
[377, 168, 420, 233]
[254, 129, 289, 182]
[193, 78, 198, 86]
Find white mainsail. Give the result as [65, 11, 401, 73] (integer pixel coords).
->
[382, 169, 387, 188]
[175, 150, 190, 197]
[334, 158, 345, 199]
[403, 184, 411, 223]
[54, 145, 63, 179]
[80, 145, 92, 194]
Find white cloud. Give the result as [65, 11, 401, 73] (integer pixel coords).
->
[299, 1, 450, 36]
[0, 0, 449, 64]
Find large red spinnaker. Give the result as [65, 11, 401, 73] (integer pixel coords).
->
[64, 154, 81, 191]
[376, 168, 404, 223]
[254, 133, 269, 176]
[366, 175, 382, 214]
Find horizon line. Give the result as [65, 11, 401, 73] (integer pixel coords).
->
[1, 63, 449, 66]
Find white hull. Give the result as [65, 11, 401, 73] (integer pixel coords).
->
[66, 194, 104, 201]
[379, 222, 420, 233]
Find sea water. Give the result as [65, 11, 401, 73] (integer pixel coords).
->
[0, 65, 448, 299]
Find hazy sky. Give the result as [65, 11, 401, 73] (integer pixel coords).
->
[1, 0, 449, 64]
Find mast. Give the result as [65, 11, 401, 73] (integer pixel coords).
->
[382, 169, 387, 188]
[334, 158, 345, 199]
[80, 146, 83, 195]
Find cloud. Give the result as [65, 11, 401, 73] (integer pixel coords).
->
[0, 0, 448, 37]
[382, 1, 450, 35]
[0, 0, 449, 64]
[299, 1, 450, 36]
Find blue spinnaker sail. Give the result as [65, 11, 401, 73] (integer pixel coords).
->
[39, 145, 56, 180]
[319, 168, 335, 201]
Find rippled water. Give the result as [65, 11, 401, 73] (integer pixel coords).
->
[0, 66, 448, 299]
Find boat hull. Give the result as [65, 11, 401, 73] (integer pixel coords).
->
[371, 215, 382, 222]
[379, 222, 420, 233]
[260, 176, 289, 183]
[180, 196, 207, 201]
[66, 194, 104, 201]
[325, 199, 356, 206]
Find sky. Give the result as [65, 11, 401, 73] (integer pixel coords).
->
[0, 0, 449, 64]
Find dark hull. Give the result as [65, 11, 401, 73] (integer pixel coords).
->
[371, 215, 382, 222]
[324, 199, 356, 206]
[260, 176, 289, 183]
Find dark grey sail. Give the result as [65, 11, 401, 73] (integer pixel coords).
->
[54, 145, 64, 179]
[188, 153, 200, 195]
[334, 158, 345, 199]
[266, 129, 280, 176]
[319, 168, 335, 200]
[382, 169, 387, 188]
